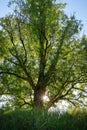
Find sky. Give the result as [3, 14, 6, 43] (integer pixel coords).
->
[62, 0, 87, 34]
[0, 0, 87, 34]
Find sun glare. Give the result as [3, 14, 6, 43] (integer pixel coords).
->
[43, 95, 49, 102]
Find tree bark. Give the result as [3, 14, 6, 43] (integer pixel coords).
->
[34, 85, 46, 109]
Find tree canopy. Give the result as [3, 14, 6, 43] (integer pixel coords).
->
[0, 0, 87, 110]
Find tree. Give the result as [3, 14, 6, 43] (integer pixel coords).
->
[0, 0, 87, 109]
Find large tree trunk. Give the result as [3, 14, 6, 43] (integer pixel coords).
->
[34, 86, 46, 109]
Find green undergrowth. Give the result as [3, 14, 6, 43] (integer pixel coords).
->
[0, 108, 87, 130]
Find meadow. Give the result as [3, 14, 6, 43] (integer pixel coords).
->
[0, 108, 87, 130]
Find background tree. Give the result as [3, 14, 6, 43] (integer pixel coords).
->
[0, 0, 87, 109]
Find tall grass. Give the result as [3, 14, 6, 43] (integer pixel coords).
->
[0, 108, 87, 130]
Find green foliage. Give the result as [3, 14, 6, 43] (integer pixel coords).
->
[0, 0, 87, 109]
[0, 108, 87, 130]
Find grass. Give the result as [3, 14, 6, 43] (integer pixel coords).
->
[0, 108, 87, 130]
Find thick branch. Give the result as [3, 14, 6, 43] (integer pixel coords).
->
[45, 23, 71, 85]
[0, 71, 27, 81]
[20, 65, 35, 90]
[2, 18, 22, 64]
[17, 18, 27, 64]
[37, 30, 47, 87]
[1, 17, 35, 90]
[47, 72, 87, 109]
[0, 69, 35, 90]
